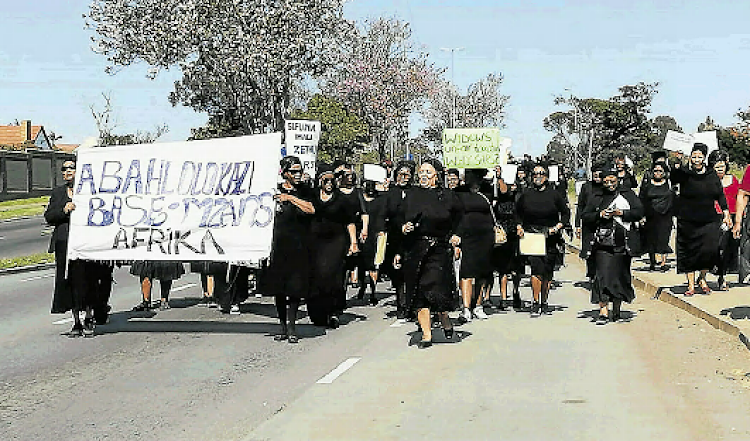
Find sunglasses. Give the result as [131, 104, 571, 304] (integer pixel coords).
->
[61, 165, 76, 171]
[532, 171, 547, 176]
[321, 177, 334, 183]
[288, 169, 303, 175]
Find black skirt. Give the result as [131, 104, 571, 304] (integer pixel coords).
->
[591, 248, 635, 304]
[129, 261, 185, 281]
[51, 242, 93, 313]
[308, 221, 349, 321]
[459, 228, 495, 279]
[404, 239, 457, 313]
[642, 213, 673, 254]
[491, 235, 522, 276]
[676, 219, 721, 273]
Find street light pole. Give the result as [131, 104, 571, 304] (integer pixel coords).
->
[441, 47, 464, 128]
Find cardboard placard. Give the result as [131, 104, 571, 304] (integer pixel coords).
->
[519, 233, 546, 256]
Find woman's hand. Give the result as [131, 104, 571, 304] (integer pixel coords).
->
[453, 246, 461, 260]
[63, 202, 76, 214]
[348, 242, 359, 256]
[516, 225, 524, 238]
[449, 235, 461, 247]
[393, 254, 402, 269]
[600, 209, 613, 219]
[359, 229, 368, 242]
[723, 213, 733, 229]
[274, 193, 291, 203]
[733, 219, 743, 239]
[402, 222, 415, 234]
[548, 222, 563, 236]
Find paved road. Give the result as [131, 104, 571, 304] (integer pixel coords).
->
[2, 258, 750, 440]
[0, 216, 50, 259]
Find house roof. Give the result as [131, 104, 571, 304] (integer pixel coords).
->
[54, 143, 79, 153]
[0, 124, 43, 146]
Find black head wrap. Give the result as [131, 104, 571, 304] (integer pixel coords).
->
[394, 160, 416, 179]
[651, 150, 668, 162]
[446, 168, 460, 177]
[280, 155, 301, 174]
[600, 167, 618, 178]
[316, 162, 335, 181]
[691, 143, 708, 156]
[708, 150, 728, 168]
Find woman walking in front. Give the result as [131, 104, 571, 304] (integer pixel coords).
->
[670, 143, 731, 295]
[266, 156, 315, 343]
[515, 163, 571, 316]
[398, 159, 462, 348]
[582, 169, 644, 323]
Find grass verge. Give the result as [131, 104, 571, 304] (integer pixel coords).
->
[0, 196, 49, 221]
[0, 253, 55, 270]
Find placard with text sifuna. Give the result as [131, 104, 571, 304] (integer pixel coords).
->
[442, 128, 511, 168]
[67, 133, 282, 262]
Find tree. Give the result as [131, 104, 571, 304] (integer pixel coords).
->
[89, 92, 168, 146]
[544, 82, 659, 173]
[290, 94, 370, 162]
[321, 17, 443, 160]
[86, 0, 352, 139]
[421, 73, 510, 145]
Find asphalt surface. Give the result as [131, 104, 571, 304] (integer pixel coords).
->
[2, 259, 750, 440]
[0, 216, 50, 259]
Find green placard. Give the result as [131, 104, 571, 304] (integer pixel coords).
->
[442, 128, 511, 168]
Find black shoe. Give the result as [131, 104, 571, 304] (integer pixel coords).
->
[530, 302, 540, 316]
[67, 324, 83, 338]
[444, 328, 454, 340]
[369, 295, 378, 306]
[132, 301, 151, 312]
[597, 314, 609, 325]
[611, 312, 622, 322]
[496, 300, 508, 311]
[512, 297, 523, 311]
[328, 315, 340, 329]
[288, 334, 299, 344]
[417, 340, 432, 349]
[395, 309, 406, 320]
[541, 303, 551, 315]
[83, 318, 95, 337]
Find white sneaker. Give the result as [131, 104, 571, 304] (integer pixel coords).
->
[462, 307, 473, 322]
[230, 305, 241, 315]
[473, 306, 489, 320]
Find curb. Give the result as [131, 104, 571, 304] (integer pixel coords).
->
[0, 262, 56, 276]
[0, 215, 43, 224]
[565, 242, 750, 352]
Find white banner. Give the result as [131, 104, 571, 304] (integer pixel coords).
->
[363, 164, 388, 183]
[663, 130, 719, 156]
[68, 134, 282, 262]
[284, 120, 320, 176]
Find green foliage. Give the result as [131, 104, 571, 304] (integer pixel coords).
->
[0, 253, 55, 270]
[0, 196, 49, 220]
[290, 94, 369, 162]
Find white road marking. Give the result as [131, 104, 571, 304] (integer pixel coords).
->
[0, 236, 5, 239]
[316, 357, 361, 384]
[171, 283, 198, 292]
[53, 311, 85, 325]
[390, 319, 408, 327]
[21, 274, 55, 282]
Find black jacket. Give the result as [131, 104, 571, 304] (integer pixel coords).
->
[44, 184, 72, 253]
[581, 188, 644, 257]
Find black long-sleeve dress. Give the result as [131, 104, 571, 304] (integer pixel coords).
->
[582, 188, 644, 304]
[400, 187, 463, 313]
[265, 184, 315, 299]
[360, 194, 387, 271]
[515, 185, 571, 279]
[639, 180, 674, 255]
[670, 166, 727, 273]
[492, 187, 521, 276]
[576, 180, 602, 278]
[455, 187, 494, 280]
[308, 190, 359, 324]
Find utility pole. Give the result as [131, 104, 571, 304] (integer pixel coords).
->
[440, 47, 464, 128]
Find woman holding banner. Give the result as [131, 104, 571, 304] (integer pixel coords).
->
[267, 156, 316, 344]
[308, 163, 360, 329]
[515, 163, 571, 316]
[398, 159, 462, 348]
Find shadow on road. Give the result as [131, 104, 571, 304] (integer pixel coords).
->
[720, 306, 750, 320]
[577, 308, 638, 324]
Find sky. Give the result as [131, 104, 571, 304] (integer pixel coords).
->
[2, 0, 750, 157]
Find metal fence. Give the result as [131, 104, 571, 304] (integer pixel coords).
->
[0, 150, 75, 201]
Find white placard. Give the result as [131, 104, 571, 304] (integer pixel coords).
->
[500, 164, 517, 184]
[284, 119, 321, 176]
[68, 133, 282, 262]
[548, 165, 560, 183]
[363, 164, 388, 183]
[663, 130, 719, 157]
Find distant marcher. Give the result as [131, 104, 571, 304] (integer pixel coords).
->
[670, 143, 731, 295]
[638, 162, 674, 272]
[615, 154, 637, 190]
[491, 165, 523, 310]
[577, 163, 605, 279]
[709, 150, 739, 291]
[582, 170, 643, 324]
[130, 260, 185, 310]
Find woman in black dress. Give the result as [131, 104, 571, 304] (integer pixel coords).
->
[455, 169, 494, 322]
[46, 159, 95, 337]
[515, 164, 571, 316]
[582, 170, 643, 323]
[492, 166, 522, 310]
[639, 162, 674, 272]
[671, 143, 731, 295]
[576, 164, 604, 280]
[308, 164, 360, 329]
[266, 156, 316, 343]
[399, 159, 462, 348]
[357, 180, 386, 305]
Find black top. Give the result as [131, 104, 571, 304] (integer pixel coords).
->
[272, 183, 314, 257]
[618, 171, 638, 190]
[401, 187, 463, 239]
[44, 184, 72, 253]
[311, 190, 359, 237]
[515, 185, 571, 229]
[493, 187, 518, 232]
[670, 166, 727, 223]
[639, 180, 673, 217]
[363, 194, 387, 235]
[575, 181, 601, 227]
[456, 189, 494, 237]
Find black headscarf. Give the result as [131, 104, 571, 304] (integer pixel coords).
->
[280, 155, 301, 174]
